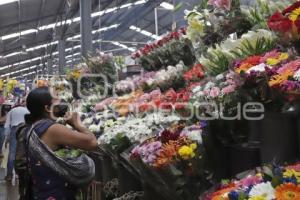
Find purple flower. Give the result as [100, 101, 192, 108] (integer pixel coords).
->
[132, 141, 162, 164]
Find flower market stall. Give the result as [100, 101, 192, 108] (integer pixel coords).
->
[49, 0, 300, 199]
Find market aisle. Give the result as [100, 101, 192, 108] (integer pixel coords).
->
[0, 168, 19, 200]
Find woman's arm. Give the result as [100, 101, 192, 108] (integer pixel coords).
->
[42, 112, 98, 151]
[44, 124, 98, 151]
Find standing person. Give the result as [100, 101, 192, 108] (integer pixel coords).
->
[0, 104, 12, 157]
[4, 100, 29, 182]
[25, 87, 97, 199]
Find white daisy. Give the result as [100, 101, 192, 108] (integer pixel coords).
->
[249, 182, 275, 200]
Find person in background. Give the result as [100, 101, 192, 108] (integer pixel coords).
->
[0, 104, 12, 157]
[4, 99, 29, 182]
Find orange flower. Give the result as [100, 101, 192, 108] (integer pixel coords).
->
[153, 140, 180, 167]
[275, 183, 300, 200]
[269, 70, 294, 87]
[235, 63, 253, 73]
[210, 183, 237, 200]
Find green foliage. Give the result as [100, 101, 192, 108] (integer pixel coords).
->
[55, 148, 82, 158]
[231, 37, 276, 59]
[109, 133, 131, 153]
[174, 3, 183, 12]
[203, 50, 231, 76]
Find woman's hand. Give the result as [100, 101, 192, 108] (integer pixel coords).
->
[65, 112, 81, 128]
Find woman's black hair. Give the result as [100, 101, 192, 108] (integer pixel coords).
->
[25, 86, 53, 124]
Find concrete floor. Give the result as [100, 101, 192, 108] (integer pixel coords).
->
[0, 168, 19, 200]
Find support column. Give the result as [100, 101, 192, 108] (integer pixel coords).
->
[80, 0, 93, 57]
[47, 59, 53, 75]
[58, 40, 66, 75]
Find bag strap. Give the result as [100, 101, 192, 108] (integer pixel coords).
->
[25, 119, 50, 172]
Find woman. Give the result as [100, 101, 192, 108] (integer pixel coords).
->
[25, 87, 97, 200]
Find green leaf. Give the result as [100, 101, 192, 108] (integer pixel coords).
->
[174, 3, 183, 12]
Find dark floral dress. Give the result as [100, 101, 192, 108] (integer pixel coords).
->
[28, 119, 77, 200]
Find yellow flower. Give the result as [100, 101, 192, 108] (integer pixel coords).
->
[279, 53, 289, 60]
[178, 145, 196, 160]
[289, 7, 300, 22]
[0, 79, 3, 91]
[284, 169, 300, 183]
[190, 143, 197, 150]
[188, 17, 204, 33]
[249, 195, 267, 200]
[71, 70, 81, 80]
[266, 53, 289, 66]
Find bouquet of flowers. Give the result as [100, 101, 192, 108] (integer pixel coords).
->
[98, 112, 181, 153]
[185, 0, 252, 59]
[268, 1, 300, 52]
[200, 29, 277, 75]
[129, 122, 210, 199]
[132, 29, 195, 71]
[190, 71, 243, 117]
[232, 50, 290, 104]
[203, 163, 300, 200]
[115, 63, 185, 94]
[269, 59, 300, 101]
[183, 63, 205, 83]
[130, 122, 204, 168]
[111, 90, 144, 116]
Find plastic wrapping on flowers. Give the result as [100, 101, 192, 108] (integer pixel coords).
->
[132, 28, 196, 71]
[128, 121, 212, 200]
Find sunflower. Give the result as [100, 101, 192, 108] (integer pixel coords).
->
[275, 183, 300, 200]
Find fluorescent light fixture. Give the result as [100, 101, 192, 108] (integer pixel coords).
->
[129, 25, 160, 40]
[67, 24, 120, 41]
[0, 1, 147, 43]
[1, 29, 37, 41]
[4, 51, 22, 58]
[4, 41, 58, 58]
[66, 45, 81, 52]
[160, 2, 174, 10]
[111, 42, 135, 52]
[0, 0, 18, 6]
[26, 41, 58, 52]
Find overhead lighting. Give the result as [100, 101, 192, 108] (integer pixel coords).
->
[111, 42, 135, 52]
[0, 1, 147, 44]
[160, 2, 174, 10]
[67, 24, 120, 41]
[129, 25, 160, 40]
[26, 41, 58, 52]
[0, 0, 18, 6]
[0, 1, 147, 43]
[66, 52, 80, 59]
[4, 51, 22, 58]
[1, 29, 37, 41]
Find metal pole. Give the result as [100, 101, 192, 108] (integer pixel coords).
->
[80, 0, 93, 57]
[47, 59, 53, 75]
[58, 40, 66, 75]
[154, 7, 159, 36]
